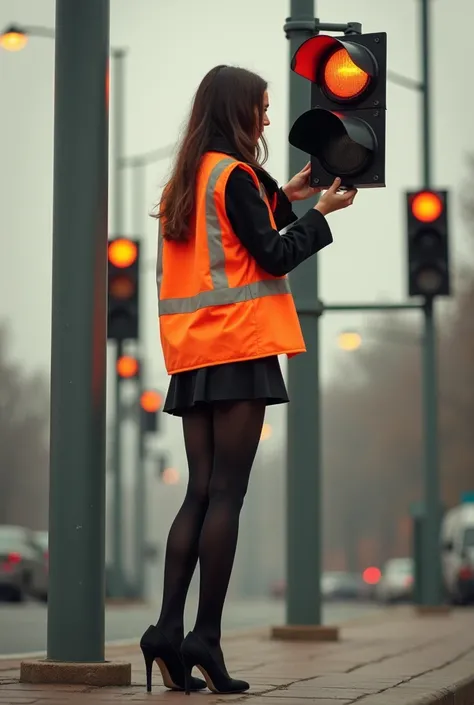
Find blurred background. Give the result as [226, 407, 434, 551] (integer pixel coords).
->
[1, 0, 474, 654]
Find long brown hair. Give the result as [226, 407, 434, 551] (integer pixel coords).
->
[155, 65, 269, 242]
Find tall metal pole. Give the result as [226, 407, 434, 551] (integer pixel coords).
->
[419, 0, 442, 606]
[134, 366, 146, 598]
[285, 0, 321, 626]
[47, 0, 109, 661]
[110, 48, 127, 597]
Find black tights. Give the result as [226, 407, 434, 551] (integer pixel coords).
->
[156, 401, 265, 645]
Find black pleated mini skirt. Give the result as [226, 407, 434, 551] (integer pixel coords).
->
[163, 355, 289, 417]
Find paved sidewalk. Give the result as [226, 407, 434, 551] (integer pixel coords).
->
[1, 607, 474, 704]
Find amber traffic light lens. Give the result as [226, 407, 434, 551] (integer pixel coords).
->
[140, 390, 162, 413]
[0, 30, 28, 51]
[109, 275, 135, 299]
[411, 191, 443, 223]
[108, 239, 138, 268]
[323, 47, 370, 100]
[116, 355, 139, 378]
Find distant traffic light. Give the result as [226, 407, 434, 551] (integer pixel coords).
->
[406, 190, 450, 297]
[116, 355, 140, 380]
[140, 389, 163, 433]
[108, 238, 140, 341]
[289, 31, 387, 188]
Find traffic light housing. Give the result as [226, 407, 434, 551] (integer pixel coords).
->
[108, 238, 140, 341]
[406, 190, 450, 298]
[140, 389, 163, 434]
[289, 32, 387, 189]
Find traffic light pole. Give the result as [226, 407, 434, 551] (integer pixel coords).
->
[283, 0, 324, 631]
[112, 343, 126, 597]
[273, 0, 442, 637]
[110, 47, 127, 598]
[45, 0, 109, 663]
[419, 0, 443, 607]
[134, 366, 147, 599]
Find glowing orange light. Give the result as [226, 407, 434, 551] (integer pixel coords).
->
[260, 423, 273, 441]
[140, 390, 162, 413]
[0, 30, 28, 52]
[109, 275, 135, 300]
[108, 239, 138, 268]
[116, 355, 139, 379]
[162, 467, 180, 485]
[411, 191, 443, 223]
[362, 566, 381, 585]
[323, 47, 370, 100]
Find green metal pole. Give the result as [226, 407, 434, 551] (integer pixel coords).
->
[47, 0, 109, 662]
[285, 0, 321, 626]
[134, 366, 146, 598]
[419, 0, 442, 606]
[111, 345, 125, 596]
[110, 48, 127, 597]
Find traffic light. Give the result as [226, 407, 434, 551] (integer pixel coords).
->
[289, 31, 387, 188]
[108, 238, 140, 341]
[140, 389, 163, 433]
[406, 190, 450, 298]
[116, 355, 140, 380]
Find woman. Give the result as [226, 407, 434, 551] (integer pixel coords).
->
[140, 65, 357, 695]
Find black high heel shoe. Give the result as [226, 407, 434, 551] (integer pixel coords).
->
[140, 626, 207, 693]
[181, 631, 250, 695]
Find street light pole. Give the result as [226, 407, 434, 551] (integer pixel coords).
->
[0, 20, 130, 598]
[46, 0, 109, 665]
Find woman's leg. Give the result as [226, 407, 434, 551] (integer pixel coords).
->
[156, 406, 214, 642]
[193, 400, 265, 644]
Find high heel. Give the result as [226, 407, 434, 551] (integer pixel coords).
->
[139, 626, 207, 693]
[181, 631, 250, 694]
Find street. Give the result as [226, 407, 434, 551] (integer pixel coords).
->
[0, 598, 380, 656]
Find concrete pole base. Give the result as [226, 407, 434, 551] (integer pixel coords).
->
[20, 659, 131, 686]
[415, 604, 452, 616]
[271, 624, 340, 641]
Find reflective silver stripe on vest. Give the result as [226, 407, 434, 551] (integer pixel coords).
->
[206, 157, 235, 289]
[157, 159, 290, 316]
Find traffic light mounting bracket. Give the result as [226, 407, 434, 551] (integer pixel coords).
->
[284, 18, 362, 39]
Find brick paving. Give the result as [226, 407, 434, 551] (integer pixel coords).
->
[1, 607, 474, 704]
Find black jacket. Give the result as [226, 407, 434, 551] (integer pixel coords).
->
[208, 136, 333, 277]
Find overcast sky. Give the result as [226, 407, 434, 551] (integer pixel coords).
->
[1, 0, 473, 473]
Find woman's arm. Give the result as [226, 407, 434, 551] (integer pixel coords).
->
[272, 188, 298, 230]
[225, 168, 332, 277]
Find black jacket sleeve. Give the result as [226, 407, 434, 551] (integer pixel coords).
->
[225, 167, 333, 277]
[272, 188, 298, 230]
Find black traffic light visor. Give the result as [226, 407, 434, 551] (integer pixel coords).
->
[291, 34, 376, 101]
[289, 108, 376, 177]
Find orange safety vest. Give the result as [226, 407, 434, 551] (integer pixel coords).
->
[156, 152, 306, 374]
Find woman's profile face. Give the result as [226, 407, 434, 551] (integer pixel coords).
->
[255, 90, 270, 142]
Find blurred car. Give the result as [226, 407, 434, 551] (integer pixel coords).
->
[31, 530, 49, 601]
[375, 558, 414, 603]
[0, 525, 48, 602]
[321, 571, 365, 601]
[270, 572, 366, 601]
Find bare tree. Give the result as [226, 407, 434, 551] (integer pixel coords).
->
[0, 323, 49, 529]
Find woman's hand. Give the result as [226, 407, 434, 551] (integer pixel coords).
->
[282, 162, 321, 202]
[314, 178, 358, 216]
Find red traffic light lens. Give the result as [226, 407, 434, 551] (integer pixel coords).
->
[109, 275, 135, 300]
[116, 355, 139, 378]
[411, 192, 443, 223]
[140, 390, 162, 413]
[323, 48, 370, 100]
[108, 239, 138, 268]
